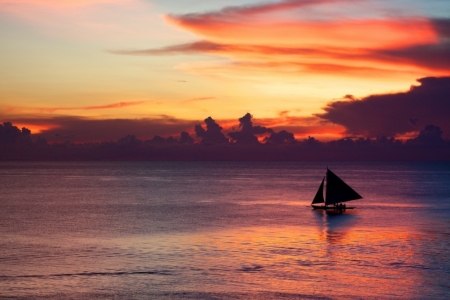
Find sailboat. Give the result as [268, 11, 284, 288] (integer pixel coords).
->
[311, 168, 362, 210]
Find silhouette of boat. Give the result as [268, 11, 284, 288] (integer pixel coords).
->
[311, 168, 362, 210]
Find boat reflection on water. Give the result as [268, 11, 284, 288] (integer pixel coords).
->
[312, 208, 358, 244]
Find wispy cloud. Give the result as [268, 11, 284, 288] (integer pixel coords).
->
[113, 34, 450, 77]
[181, 96, 216, 104]
[111, 40, 338, 56]
[168, 0, 332, 22]
[6, 101, 147, 114]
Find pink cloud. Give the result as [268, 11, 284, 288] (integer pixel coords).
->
[0, 0, 127, 8]
[0, 0, 163, 42]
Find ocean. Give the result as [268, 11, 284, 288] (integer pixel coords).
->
[0, 161, 449, 299]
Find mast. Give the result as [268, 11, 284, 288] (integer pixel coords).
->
[311, 177, 325, 204]
[325, 168, 362, 206]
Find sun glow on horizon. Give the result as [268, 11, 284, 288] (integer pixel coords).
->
[0, 0, 449, 142]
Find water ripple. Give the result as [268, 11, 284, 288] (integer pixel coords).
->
[0, 270, 172, 279]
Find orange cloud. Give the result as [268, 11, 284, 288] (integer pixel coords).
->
[165, 15, 437, 50]
[110, 0, 449, 82]
[127, 1, 448, 81]
[164, 0, 438, 50]
[10, 122, 57, 134]
[253, 115, 345, 140]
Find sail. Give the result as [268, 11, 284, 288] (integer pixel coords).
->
[311, 177, 325, 204]
[325, 169, 362, 205]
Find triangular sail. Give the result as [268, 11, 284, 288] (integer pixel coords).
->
[311, 177, 325, 204]
[325, 169, 362, 205]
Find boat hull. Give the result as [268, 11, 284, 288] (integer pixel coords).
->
[311, 205, 355, 210]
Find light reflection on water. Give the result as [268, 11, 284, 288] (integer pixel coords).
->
[0, 161, 449, 299]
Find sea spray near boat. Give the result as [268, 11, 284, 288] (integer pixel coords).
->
[311, 168, 363, 210]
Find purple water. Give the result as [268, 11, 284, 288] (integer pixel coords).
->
[0, 161, 449, 299]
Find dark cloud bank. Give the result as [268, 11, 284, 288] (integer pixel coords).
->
[1, 77, 450, 161]
[317, 76, 450, 138]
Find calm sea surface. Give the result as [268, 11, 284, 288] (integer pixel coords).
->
[0, 161, 449, 299]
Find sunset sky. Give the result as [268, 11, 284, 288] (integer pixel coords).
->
[1, 0, 449, 142]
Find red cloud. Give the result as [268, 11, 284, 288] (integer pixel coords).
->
[114, 38, 450, 77]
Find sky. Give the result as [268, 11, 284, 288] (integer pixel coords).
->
[1, 0, 449, 143]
